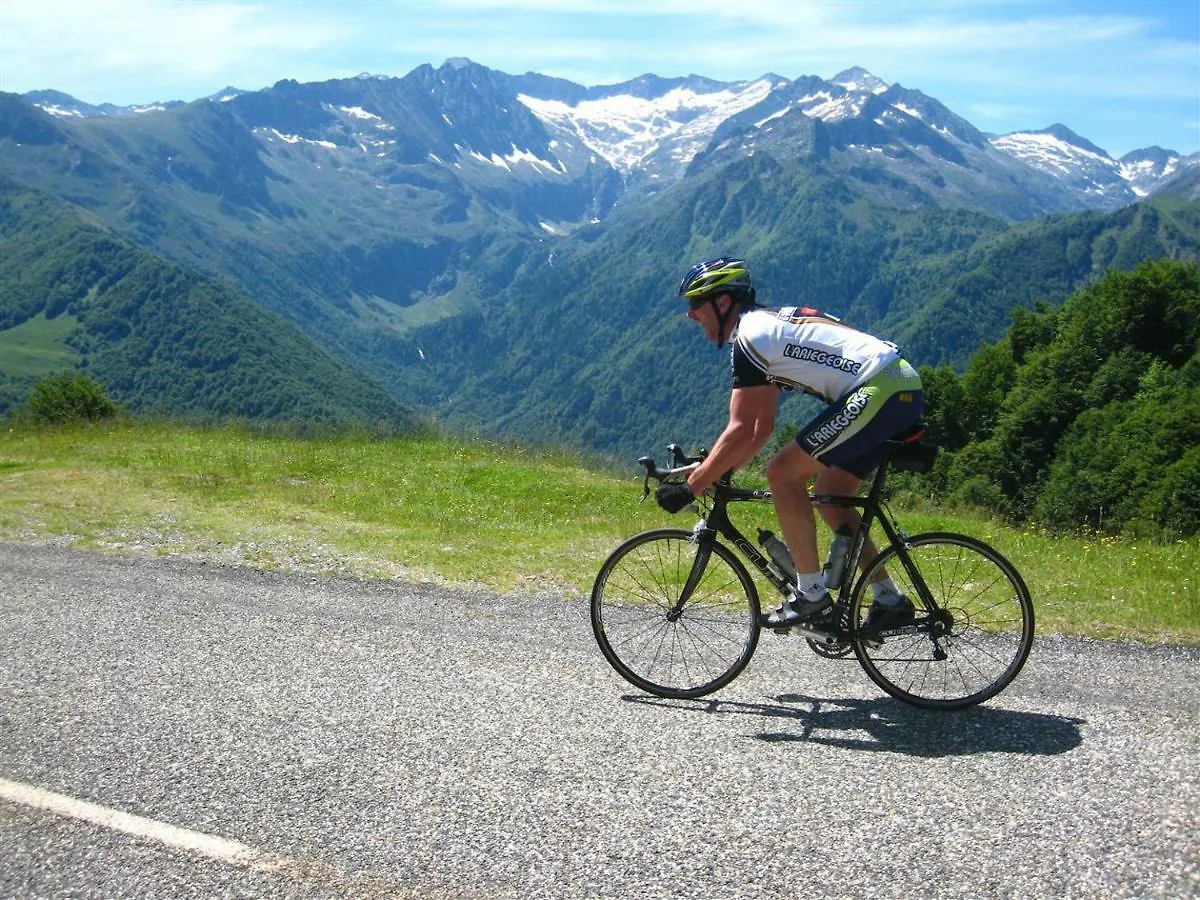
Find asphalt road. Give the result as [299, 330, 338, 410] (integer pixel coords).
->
[1, 542, 1197, 899]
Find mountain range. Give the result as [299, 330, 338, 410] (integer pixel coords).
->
[2, 58, 1198, 453]
[21, 62, 1197, 214]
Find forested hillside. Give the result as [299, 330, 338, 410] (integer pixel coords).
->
[381, 154, 1200, 460]
[0, 175, 416, 428]
[892, 196, 1200, 362]
[921, 258, 1200, 536]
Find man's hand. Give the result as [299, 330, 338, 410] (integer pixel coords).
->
[655, 481, 695, 514]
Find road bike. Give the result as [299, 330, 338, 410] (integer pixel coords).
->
[590, 426, 1034, 710]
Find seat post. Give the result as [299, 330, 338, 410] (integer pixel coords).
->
[867, 446, 893, 500]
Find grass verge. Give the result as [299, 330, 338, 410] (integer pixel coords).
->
[1, 420, 1195, 644]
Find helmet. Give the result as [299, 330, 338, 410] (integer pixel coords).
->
[678, 257, 755, 304]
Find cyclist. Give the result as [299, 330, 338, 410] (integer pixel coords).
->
[654, 257, 925, 633]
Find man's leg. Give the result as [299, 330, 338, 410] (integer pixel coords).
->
[811, 466, 887, 581]
[812, 463, 912, 632]
[761, 442, 837, 626]
[765, 440, 824, 573]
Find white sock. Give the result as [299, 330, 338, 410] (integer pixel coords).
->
[794, 572, 826, 601]
[872, 578, 902, 604]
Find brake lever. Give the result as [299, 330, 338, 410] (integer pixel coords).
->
[637, 456, 656, 502]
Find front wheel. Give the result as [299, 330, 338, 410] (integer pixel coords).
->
[851, 532, 1034, 709]
[591, 529, 760, 699]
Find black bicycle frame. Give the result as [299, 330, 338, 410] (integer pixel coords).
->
[683, 450, 940, 615]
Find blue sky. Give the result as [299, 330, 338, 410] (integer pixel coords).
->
[1, 0, 1197, 158]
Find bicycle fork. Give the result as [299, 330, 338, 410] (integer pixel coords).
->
[668, 529, 715, 621]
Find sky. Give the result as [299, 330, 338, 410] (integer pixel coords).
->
[1, 0, 1197, 159]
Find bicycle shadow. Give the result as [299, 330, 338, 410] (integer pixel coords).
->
[621, 693, 1085, 758]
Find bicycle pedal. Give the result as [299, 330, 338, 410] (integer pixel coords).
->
[793, 625, 839, 645]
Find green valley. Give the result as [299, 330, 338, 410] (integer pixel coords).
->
[0, 174, 417, 429]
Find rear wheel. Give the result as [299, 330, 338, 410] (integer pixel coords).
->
[591, 529, 760, 699]
[851, 532, 1034, 709]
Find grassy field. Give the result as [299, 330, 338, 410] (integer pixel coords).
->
[0, 313, 79, 377]
[1, 420, 1196, 644]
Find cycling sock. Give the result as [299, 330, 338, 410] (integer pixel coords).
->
[795, 572, 827, 601]
[872, 578, 903, 604]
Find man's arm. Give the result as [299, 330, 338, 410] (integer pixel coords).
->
[686, 385, 778, 495]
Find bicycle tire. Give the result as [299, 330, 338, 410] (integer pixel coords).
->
[851, 532, 1034, 710]
[591, 528, 760, 699]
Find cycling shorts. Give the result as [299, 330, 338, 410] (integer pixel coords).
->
[795, 358, 924, 477]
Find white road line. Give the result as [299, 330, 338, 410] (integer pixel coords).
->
[0, 777, 295, 876]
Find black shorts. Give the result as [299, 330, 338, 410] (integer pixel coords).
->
[796, 359, 924, 478]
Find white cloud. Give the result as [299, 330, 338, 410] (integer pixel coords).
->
[0, 0, 357, 100]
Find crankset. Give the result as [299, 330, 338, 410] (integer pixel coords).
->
[806, 636, 853, 658]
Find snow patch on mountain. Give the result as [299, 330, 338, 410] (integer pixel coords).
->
[36, 101, 167, 117]
[340, 106, 382, 122]
[1115, 148, 1195, 198]
[517, 78, 778, 173]
[262, 128, 338, 150]
[33, 104, 84, 118]
[1121, 156, 1175, 180]
[991, 131, 1111, 171]
[465, 144, 566, 174]
[989, 130, 1130, 198]
[1120, 157, 1174, 197]
[799, 91, 867, 122]
[757, 87, 878, 129]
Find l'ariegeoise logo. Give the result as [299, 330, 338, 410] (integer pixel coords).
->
[783, 343, 863, 375]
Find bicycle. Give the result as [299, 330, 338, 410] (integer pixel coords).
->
[590, 426, 1034, 710]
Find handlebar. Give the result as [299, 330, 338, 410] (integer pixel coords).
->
[637, 444, 707, 502]
[638, 443, 705, 481]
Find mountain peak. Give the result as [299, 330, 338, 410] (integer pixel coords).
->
[208, 86, 246, 102]
[1119, 145, 1179, 164]
[830, 67, 889, 94]
[1037, 124, 1110, 159]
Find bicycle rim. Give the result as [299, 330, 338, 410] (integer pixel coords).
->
[591, 529, 760, 699]
[852, 532, 1034, 709]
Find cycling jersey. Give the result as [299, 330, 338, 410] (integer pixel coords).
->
[731, 306, 924, 476]
[731, 306, 900, 400]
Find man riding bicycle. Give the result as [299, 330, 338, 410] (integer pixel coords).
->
[654, 257, 925, 633]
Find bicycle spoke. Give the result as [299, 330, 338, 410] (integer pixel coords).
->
[853, 533, 1034, 709]
[591, 530, 760, 699]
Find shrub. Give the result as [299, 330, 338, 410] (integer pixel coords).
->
[1154, 447, 1200, 536]
[19, 373, 119, 425]
[948, 475, 1008, 516]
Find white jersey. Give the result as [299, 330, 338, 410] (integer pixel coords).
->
[732, 306, 902, 403]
